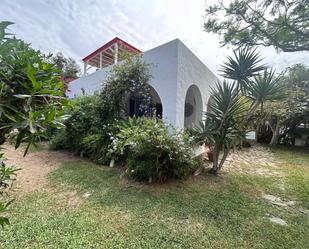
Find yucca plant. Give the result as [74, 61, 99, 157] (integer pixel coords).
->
[193, 81, 247, 174]
[247, 69, 286, 113]
[221, 47, 265, 93]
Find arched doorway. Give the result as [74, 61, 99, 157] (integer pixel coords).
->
[184, 85, 203, 128]
[128, 85, 163, 118]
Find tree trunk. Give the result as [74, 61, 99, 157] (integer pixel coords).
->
[269, 120, 280, 146]
[218, 148, 229, 172]
[211, 145, 219, 175]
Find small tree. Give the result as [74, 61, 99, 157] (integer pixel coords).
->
[193, 81, 246, 174]
[221, 48, 287, 146]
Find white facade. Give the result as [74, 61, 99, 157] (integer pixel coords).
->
[68, 39, 218, 129]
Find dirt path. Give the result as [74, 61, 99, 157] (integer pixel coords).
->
[223, 144, 283, 177]
[3, 143, 77, 198]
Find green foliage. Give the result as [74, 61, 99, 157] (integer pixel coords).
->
[80, 127, 118, 165]
[50, 94, 113, 164]
[111, 117, 198, 182]
[221, 47, 265, 92]
[61, 95, 101, 151]
[51, 56, 154, 165]
[97, 55, 152, 121]
[250, 64, 309, 145]
[192, 81, 246, 174]
[0, 21, 66, 227]
[217, 46, 291, 146]
[48, 52, 80, 77]
[270, 64, 309, 145]
[0, 22, 67, 153]
[0, 153, 17, 228]
[248, 69, 286, 111]
[204, 0, 309, 52]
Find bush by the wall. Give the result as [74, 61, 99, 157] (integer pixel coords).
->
[110, 117, 199, 182]
[51, 56, 154, 164]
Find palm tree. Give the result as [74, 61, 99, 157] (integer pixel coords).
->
[193, 81, 246, 174]
[221, 47, 265, 93]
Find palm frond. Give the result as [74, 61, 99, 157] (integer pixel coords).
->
[247, 69, 286, 106]
[220, 47, 265, 92]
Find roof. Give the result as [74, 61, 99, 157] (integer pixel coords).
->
[82, 37, 141, 68]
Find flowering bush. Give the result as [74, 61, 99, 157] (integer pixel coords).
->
[111, 117, 199, 182]
[51, 56, 153, 165]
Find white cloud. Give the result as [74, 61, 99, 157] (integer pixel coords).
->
[1, 0, 308, 76]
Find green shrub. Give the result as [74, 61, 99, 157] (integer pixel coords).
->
[80, 123, 120, 164]
[111, 117, 199, 182]
[50, 95, 120, 164]
[50, 95, 100, 149]
[50, 56, 154, 166]
[49, 129, 70, 150]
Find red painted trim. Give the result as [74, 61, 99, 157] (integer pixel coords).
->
[82, 37, 141, 62]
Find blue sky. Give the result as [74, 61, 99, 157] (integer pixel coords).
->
[1, 0, 308, 75]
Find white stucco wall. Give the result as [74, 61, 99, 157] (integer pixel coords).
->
[176, 40, 218, 128]
[67, 67, 110, 98]
[67, 38, 218, 129]
[142, 40, 178, 126]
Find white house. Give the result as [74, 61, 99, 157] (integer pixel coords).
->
[68, 38, 218, 129]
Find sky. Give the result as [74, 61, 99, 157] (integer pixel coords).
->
[1, 0, 308, 76]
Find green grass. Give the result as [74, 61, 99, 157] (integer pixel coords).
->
[0, 147, 309, 248]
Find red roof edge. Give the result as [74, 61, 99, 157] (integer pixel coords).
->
[82, 37, 142, 62]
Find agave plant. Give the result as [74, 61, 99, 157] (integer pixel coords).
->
[221, 47, 265, 93]
[193, 80, 247, 174]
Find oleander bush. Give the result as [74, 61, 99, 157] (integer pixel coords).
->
[111, 117, 199, 182]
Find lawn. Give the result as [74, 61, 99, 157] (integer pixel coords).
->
[0, 146, 308, 249]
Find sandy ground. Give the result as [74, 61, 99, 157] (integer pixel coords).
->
[2, 143, 84, 207]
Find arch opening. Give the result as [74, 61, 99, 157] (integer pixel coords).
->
[128, 85, 163, 118]
[184, 85, 203, 128]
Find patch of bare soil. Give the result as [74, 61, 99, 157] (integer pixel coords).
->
[3, 143, 84, 207]
[223, 144, 283, 177]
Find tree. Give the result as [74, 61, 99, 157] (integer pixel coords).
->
[193, 81, 246, 174]
[0, 21, 66, 227]
[192, 47, 288, 174]
[97, 55, 152, 122]
[204, 0, 309, 52]
[49, 52, 80, 78]
[273, 64, 309, 145]
[246, 70, 286, 145]
[220, 47, 288, 146]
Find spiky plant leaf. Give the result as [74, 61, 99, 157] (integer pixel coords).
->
[247, 69, 286, 111]
[221, 47, 265, 92]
